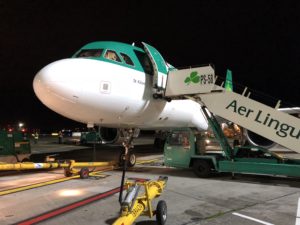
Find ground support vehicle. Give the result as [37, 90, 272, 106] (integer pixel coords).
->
[164, 107, 300, 178]
[0, 130, 31, 163]
[113, 176, 168, 225]
[79, 131, 101, 145]
[163, 65, 300, 178]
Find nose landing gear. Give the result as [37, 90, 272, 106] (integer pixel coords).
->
[118, 128, 139, 204]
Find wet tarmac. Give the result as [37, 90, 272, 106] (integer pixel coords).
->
[0, 137, 299, 225]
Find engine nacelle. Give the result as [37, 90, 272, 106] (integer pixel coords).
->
[244, 129, 276, 148]
[99, 127, 121, 144]
[243, 108, 300, 149]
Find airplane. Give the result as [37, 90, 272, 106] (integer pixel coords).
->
[33, 41, 209, 163]
[33, 41, 299, 165]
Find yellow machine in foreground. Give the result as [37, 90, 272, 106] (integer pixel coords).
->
[113, 176, 168, 225]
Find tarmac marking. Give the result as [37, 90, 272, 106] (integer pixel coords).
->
[296, 198, 300, 225]
[0, 168, 112, 196]
[0, 176, 78, 196]
[136, 158, 161, 165]
[17, 186, 121, 225]
[232, 212, 274, 225]
[0, 158, 159, 196]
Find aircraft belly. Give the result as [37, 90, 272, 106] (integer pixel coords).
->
[137, 99, 208, 130]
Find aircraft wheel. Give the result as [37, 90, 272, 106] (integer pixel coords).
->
[119, 152, 126, 167]
[193, 160, 211, 178]
[79, 167, 89, 179]
[156, 200, 167, 225]
[119, 152, 136, 167]
[128, 152, 136, 167]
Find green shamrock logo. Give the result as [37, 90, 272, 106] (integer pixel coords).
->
[184, 71, 200, 85]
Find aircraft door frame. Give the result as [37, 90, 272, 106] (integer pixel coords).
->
[142, 42, 168, 91]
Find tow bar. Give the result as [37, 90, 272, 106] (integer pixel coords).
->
[0, 160, 116, 179]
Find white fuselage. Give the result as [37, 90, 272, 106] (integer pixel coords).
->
[33, 58, 208, 130]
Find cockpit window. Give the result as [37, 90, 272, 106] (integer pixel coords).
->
[104, 50, 121, 62]
[76, 49, 103, 58]
[120, 53, 134, 66]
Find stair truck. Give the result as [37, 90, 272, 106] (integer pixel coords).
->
[164, 106, 300, 178]
[163, 65, 300, 178]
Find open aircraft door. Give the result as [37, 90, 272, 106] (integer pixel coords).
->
[142, 42, 168, 93]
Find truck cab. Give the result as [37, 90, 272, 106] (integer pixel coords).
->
[164, 128, 221, 177]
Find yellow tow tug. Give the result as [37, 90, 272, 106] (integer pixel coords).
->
[113, 176, 168, 225]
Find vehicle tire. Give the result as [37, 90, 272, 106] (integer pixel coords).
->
[193, 160, 211, 178]
[156, 200, 167, 225]
[79, 167, 89, 179]
[64, 168, 73, 177]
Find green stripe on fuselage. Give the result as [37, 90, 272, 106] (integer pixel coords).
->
[72, 41, 168, 75]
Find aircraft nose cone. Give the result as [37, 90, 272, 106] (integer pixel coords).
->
[33, 59, 81, 113]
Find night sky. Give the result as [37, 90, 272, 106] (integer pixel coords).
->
[1, 0, 300, 131]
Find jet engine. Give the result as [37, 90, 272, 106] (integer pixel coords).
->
[99, 127, 120, 144]
[244, 129, 275, 148]
[243, 110, 300, 148]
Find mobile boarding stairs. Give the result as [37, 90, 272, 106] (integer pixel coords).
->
[163, 65, 300, 153]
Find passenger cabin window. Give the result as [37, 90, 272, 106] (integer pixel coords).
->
[120, 53, 134, 66]
[104, 50, 121, 62]
[76, 49, 103, 58]
[134, 50, 153, 75]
